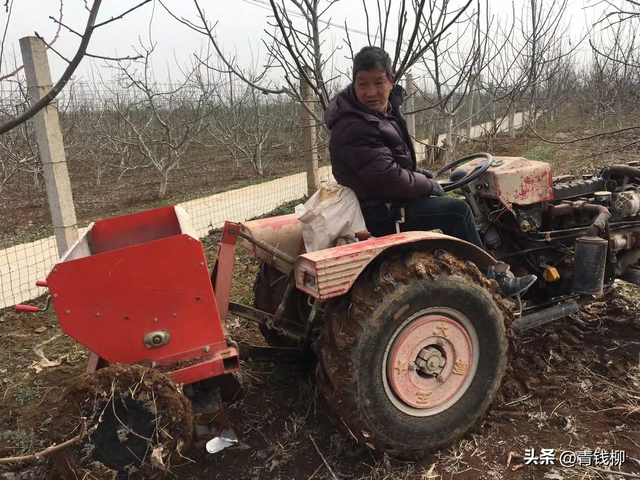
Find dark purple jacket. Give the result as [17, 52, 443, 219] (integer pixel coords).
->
[325, 84, 432, 208]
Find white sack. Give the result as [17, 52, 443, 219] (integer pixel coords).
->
[294, 182, 367, 253]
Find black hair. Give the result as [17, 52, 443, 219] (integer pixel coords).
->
[352, 46, 393, 81]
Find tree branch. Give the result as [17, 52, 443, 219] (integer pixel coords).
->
[0, 421, 87, 465]
[93, 0, 151, 29]
[1, 1, 100, 134]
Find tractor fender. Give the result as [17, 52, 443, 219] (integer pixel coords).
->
[294, 231, 495, 300]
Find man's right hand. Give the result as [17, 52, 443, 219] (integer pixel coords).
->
[427, 179, 445, 197]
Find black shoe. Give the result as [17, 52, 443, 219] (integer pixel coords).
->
[496, 274, 537, 297]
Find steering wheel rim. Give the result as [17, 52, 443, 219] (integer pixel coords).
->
[434, 153, 493, 192]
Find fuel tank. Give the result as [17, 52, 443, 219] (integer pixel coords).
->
[468, 156, 553, 205]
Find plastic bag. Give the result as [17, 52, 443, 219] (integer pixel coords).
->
[295, 182, 367, 253]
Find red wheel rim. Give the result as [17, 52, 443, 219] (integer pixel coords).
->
[387, 314, 474, 410]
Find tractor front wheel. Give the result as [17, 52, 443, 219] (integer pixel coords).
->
[317, 251, 508, 459]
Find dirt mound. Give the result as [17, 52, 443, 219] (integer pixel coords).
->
[51, 364, 193, 479]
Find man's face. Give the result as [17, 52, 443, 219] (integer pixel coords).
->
[354, 66, 393, 114]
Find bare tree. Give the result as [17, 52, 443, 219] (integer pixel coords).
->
[83, 88, 149, 187]
[0, 0, 152, 135]
[585, 19, 640, 127]
[596, 0, 640, 25]
[477, 0, 575, 139]
[95, 45, 213, 198]
[412, 0, 495, 163]
[203, 76, 297, 176]
[0, 76, 86, 192]
[162, 0, 473, 123]
[0, 116, 39, 193]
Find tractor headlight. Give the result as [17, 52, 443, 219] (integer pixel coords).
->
[304, 272, 317, 289]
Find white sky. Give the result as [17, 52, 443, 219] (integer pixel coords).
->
[0, 0, 617, 88]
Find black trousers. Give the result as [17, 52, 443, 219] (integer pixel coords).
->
[361, 196, 485, 251]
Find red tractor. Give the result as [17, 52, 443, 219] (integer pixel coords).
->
[16, 153, 640, 477]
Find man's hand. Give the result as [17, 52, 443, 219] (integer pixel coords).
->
[427, 179, 445, 197]
[416, 168, 434, 178]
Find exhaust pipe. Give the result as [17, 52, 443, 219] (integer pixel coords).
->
[511, 301, 581, 334]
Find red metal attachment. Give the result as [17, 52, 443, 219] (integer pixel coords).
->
[15, 305, 40, 313]
[295, 231, 495, 300]
[387, 315, 474, 412]
[210, 222, 241, 330]
[35, 280, 48, 287]
[46, 206, 239, 384]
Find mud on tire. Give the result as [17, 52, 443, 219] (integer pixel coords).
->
[317, 250, 509, 459]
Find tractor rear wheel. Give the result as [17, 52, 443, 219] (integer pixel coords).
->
[317, 250, 508, 459]
[253, 262, 311, 347]
[51, 364, 193, 479]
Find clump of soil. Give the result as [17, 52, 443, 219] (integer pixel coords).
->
[51, 364, 194, 479]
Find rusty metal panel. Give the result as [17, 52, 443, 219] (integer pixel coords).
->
[469, 156, 553, 205]
[240, 214, 303, 274]
[295, 231, 495, 300]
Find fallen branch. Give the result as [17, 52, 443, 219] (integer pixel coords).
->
[309, 435, 338, 480]
[589, 467, 640, 479]
[0, 421, 86, 464]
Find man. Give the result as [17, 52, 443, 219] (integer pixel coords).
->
[324, 45, 536, 297]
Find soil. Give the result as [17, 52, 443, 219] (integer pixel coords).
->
[0, 143, 309, 247]
[51, 364, 194, 479]
[1, 111, 639, 479]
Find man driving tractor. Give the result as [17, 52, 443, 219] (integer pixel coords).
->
[324, 45, 537, 297]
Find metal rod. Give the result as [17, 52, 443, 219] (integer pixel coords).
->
[511, 301, 581, 334]
[274, 273, 296, 324]
[300, 300, 324, 351]
[228, 302, 303, 341]
[237, 229, 296, 266]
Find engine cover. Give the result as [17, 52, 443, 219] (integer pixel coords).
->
[469, 156, 553, 205]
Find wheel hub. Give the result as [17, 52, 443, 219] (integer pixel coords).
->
[415, 346, 445, 375]
[387, 314, 474, 411]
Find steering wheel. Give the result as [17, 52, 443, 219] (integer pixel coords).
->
[433, 153, 494, 192]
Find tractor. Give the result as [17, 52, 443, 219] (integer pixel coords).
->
[15, 152, 640, 477]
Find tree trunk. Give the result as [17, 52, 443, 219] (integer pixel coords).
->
[96, 163, 106, 187]
[254, 141, 264, 176]
[444, 114, 455, 163]
[159, 168, 169, 198]
[405, 73, 416, 141]
[159, 174, 167, 198]
[466, 75, 476, 140]
[509, 102, 516, 138]
[427, 123, 436, 166]
[490, 98, 496, 134]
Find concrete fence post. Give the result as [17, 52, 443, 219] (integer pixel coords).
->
[20, 36, 78, 257]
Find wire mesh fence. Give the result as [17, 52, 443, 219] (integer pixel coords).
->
[0, 80, 330, 309]
[0, 78, 523, 309]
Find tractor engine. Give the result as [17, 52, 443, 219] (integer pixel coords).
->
[465, 158, 640, 302]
